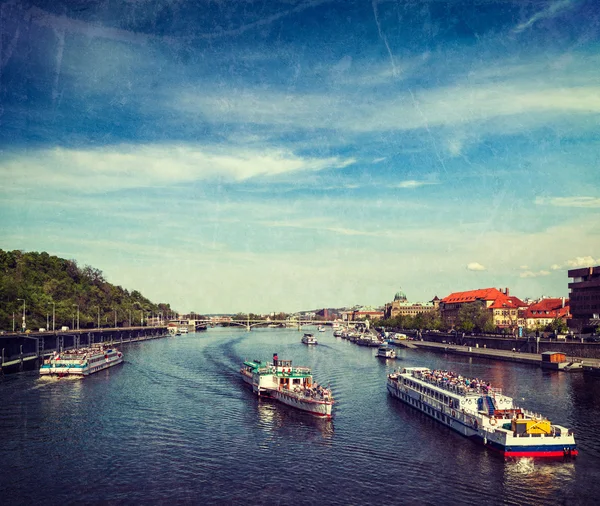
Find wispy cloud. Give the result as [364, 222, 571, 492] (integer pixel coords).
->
[520, 270, 551, 278]
[551, 256, 599, 270]
[0, 145, 355, 192]
[535, 196, 600, 208]
[467, 262, 486, 271]
[513, 0, 576, 33]
[393, 180, 439, 189]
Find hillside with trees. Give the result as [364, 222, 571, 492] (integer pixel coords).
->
[0, 249, 174, 332]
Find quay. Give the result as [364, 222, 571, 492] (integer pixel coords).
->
[395, 336, 600, 371]
[0, 326, 168, 375]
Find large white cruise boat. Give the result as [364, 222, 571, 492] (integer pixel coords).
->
[387, 367, 577, 458]
[240, 354, 333, 418]
[40, 345, 124, 377]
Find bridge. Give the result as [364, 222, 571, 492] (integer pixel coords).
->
[195, 318, 350, 332]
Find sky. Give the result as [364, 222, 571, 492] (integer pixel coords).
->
[1, 0, 599, 314]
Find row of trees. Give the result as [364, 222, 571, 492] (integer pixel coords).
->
[0, 250, 175, 331]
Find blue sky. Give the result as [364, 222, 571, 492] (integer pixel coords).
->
[1, 0, 599, 314]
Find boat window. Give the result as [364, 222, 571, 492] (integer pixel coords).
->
[293, 379, 300, 385]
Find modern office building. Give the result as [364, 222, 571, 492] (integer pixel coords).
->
[568, 266, 600, 332]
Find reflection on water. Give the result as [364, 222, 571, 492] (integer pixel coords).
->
[255, 397, 334, 443]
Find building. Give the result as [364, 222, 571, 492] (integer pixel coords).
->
[568, 265, 600, 332]
[440, 287, 526, 330]
[523, 298, 570, 330]
[383, 290, 440, 319]
[342, 307, 384, 322]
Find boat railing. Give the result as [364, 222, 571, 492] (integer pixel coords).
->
[410, 371, 501, 397]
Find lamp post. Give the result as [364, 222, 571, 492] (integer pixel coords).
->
[12, 312, 15, 332]
[114, 308, 117, 328]
[73, 304, 79, 331]
[17, 298, 26, 332]
[46, 310, 49, 330]
[128, 310, 132, 328]
[48, 302, 55, 332]
[97, 306, 100, 329]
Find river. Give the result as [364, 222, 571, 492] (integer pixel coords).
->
[2, 327, 599, 505]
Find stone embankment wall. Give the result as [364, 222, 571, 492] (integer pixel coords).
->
[409, 331, 600, 359]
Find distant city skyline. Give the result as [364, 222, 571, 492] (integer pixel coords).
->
[1, 1, 599, 313]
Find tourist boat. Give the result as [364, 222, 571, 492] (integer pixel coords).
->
[40, 346, 124, 377]
[376, 345, 396, 359]
[302, 333, 318, 345]
[240, 354, 333, 417]
[387, 367, 577, 458]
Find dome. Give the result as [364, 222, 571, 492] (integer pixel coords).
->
[394, 290, 407, 301]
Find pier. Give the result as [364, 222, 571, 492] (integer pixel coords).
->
[1, 326, 168, 374]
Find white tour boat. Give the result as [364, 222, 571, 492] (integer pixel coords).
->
[387, 367, 577, 458]
[40, 345, 124, 377]
[376, 345, 396, 359]
[240, 354, 333, 418]
[301, 333, 318, 345]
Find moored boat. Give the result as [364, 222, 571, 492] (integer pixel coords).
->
[240, 354, 333, 417]
[40, 345, 124, 377]
[302, 333, 318, 345]
[387, 367, 577, 458]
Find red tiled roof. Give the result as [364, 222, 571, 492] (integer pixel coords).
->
[442, 288, 504, 304]
[524, 298, 570, 319]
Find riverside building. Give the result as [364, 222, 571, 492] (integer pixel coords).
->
[568, 265, 600, 333]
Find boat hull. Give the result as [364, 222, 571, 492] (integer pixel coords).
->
[272, 390, 333, 418]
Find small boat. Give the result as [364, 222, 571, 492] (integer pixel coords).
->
[240, 353, 333, 417]
[333, 330, 343, 337]
[376, 345, 396, 359]
[40, 345, 124, 377]
[318, 325, 326, 332]
[302, 333, 318, 345]
[387, 367, 577, 458]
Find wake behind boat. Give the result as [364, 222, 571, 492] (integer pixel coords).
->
[240, 353, 333, 417]
[387, 367, 577, 458]
[40, 345, 124, 377]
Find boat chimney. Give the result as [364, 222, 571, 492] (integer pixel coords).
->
[562, 297, 565, 308]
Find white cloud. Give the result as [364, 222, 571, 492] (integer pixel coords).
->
[551, 256, 599, 270]
[520, 270, 551, 278]
[467, 262, 486, 271]
[0, 145, 355, 192]
[535, 196, 600, 208]
[394, 180, 438, 189]
[513, 0, 575, 34]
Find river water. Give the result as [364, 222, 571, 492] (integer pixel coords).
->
[2, 327, 600, 505]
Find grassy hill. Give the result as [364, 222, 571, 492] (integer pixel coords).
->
[0, 249, 174, 331]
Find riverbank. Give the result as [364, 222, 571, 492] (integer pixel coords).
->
[400, 339, 600, 369]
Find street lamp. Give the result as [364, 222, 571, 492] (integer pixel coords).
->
[128, 309, 132, 328]
[73, 304, 79, 331]
[97, 306, 100, 329]
[48, 302, 55, 332]
[17, 298, 26, 332]
[114, 308, 117, 328]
